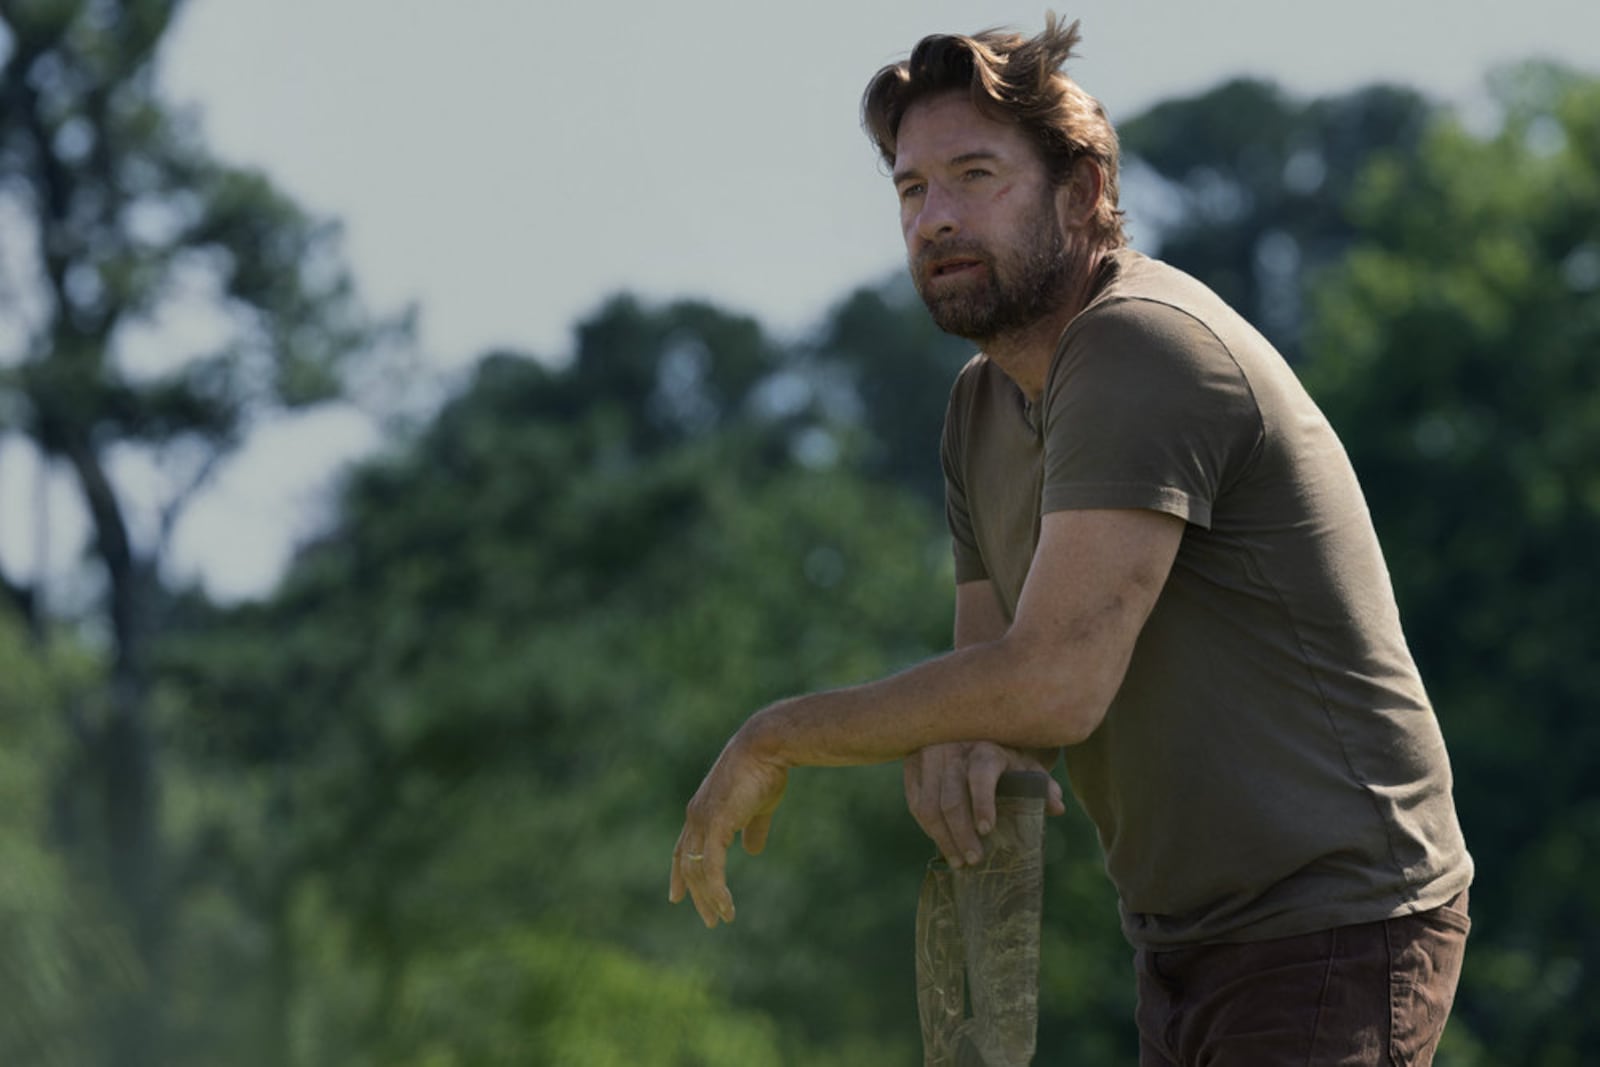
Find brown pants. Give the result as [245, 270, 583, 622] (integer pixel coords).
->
[1135, 892, 1470, 1067]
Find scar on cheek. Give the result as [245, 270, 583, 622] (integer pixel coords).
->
[995, 184, 1014, 200]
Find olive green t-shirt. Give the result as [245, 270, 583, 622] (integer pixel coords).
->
[941, 249, 1472, 949]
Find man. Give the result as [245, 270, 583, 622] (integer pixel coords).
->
[670, 16, 1472, 1065]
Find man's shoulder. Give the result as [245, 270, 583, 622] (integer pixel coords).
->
[1074, 250, 1227, 336]
[948, 350, 1000, 406]
[954, 350, 990, 380]
[1058, 250, 1276, 382]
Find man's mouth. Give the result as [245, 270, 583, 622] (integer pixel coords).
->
[928, 257, 985, 279]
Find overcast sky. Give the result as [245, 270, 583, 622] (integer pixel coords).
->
[7, 1, 1597, 604]
[160, 0, 1600, 367]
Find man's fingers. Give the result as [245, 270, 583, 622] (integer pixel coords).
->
[938, 756, 984, 866]
[905, 743, 985, 867]
[699, 846, 735, 925]
[967, 746, 1007, 837]
[669, 858, 686, 904]
[670, 808, 728, 926]
[671, 739, 788, 929]
[679, 837, 735, 927]
[743, 811, 773, 855]
[669, 829, 692, 904]
[688, 808, 738, 923]
[691, 883, 718, 927]
[903, 757, 923, 814]
[906, 752, 953, 858]
[1047, 778, 1067, 816]
[901, 743, 1068, 872]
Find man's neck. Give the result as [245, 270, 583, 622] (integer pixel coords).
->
[983, 248, 1109, 402]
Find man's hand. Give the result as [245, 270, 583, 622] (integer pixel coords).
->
[670, 733, 788, 928]
[904, 741, 1065, 868]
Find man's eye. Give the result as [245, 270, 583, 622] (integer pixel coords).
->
[963, 168, 991, 180]
[898, 183, 926, 201]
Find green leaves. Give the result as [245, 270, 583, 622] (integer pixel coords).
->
[0, 615, 132, 1067]
[4, 22, 1597, 1060]
[381, 929, 786, 1067]
[149, 292, 960, 1062]
[2, 7, 401, 1064]
[1302, 62, 1600, 1058]
[1121, 78, 1434, 361]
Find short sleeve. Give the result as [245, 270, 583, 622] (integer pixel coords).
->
[1040, 300, 1262, 529]
[941, 372, 990, 584]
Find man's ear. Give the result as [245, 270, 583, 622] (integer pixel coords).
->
[1055, 157, 1105, 231]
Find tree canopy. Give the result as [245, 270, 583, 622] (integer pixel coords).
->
[1, 3, 396, 1063]
[2, 8, 1596, 1061]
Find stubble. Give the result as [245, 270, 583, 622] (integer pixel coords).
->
[912, 191, 1079, 345]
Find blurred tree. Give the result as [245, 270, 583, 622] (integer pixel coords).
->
[0, 2, 398, 1063]
[1121, 78, 1433, 360]
[153, 282, 1146, 1063]
[135, 68, 1456, 1056]
[1303, 62, 1600, 1061]
[810, 275, 976, 504]
[0, 612, 121, 1067]
[29, 47, 1594, 1065]
[153, 296, 950, 1063]
[386, 929, 790, 1066]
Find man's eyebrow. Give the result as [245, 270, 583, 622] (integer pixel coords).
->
[950, 150, 1002, 168]
[891, 163, 923, 187]
[892, 150, 1003, 186]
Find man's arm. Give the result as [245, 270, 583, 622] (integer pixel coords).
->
[952, 576, 1009, 648]
[670, 507, 1184, 927]
[903, 581, 1066, 869]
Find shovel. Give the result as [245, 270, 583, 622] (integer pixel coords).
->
[916, 769, 1049, 1066]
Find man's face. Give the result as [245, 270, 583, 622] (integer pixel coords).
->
[892, 92, 1075, 343]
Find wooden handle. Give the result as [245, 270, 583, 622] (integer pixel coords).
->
[996, 769, 1051, 800]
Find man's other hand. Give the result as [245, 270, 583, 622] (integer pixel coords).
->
[670, 734, 789, 928]
[904, 741, 1065, 868]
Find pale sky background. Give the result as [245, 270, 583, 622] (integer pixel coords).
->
[4, 0, 1598, 604]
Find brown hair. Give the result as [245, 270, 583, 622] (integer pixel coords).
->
[861, 14, 1127, 249]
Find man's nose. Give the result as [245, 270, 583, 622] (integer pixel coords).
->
[914, 184, 960, 243]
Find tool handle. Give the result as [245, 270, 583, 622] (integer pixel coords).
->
[995, 769, 1052, 800]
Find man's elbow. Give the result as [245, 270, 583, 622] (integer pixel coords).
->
[1001, 638, 1118, 747]
[1034, 690, 1109, 747]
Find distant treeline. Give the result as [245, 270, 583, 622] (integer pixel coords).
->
[2, 3, 1598, 1062]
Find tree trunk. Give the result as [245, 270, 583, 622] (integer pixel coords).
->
[102, 665, 162, 1067]
[65, 439, 166, 1067]
[266, 833, 299, 1067]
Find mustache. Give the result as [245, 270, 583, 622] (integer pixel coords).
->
[914, 239, 993, 280]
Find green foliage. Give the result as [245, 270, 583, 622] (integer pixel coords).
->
[0, 615, 132, 1067]
[146, 271, 1163, 1061]
[811, 277, 977, 503]
[150, 295, 958, 1063]
[387, 929, 786, 1067]
[1303, 62, 1600, 1059]
[1122, 77, 1433, 358]
[0, 1, 389, 450]
[3, 33, 1598, 1063]
[0, 4, 400, 1064]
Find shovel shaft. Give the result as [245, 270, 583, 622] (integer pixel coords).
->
[916, 770, 1049, 1066]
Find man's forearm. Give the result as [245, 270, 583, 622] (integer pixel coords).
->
[947, 579, 1061, 773]
[739, 634, 1085, 769]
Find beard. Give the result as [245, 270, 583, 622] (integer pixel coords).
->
[912, 192, 1077, 344]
